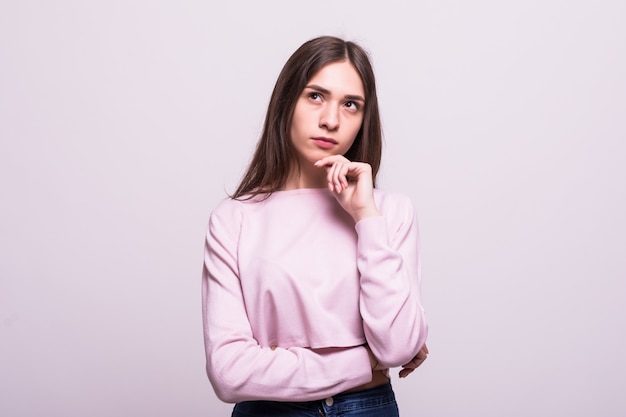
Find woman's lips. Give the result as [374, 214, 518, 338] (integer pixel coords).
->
[312, 137, 337, 149]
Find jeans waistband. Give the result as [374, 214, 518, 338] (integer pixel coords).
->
[321, 382, 396, 413]
[232, 383, 397, 417]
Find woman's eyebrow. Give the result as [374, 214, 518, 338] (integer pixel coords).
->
[305, 84, 365, 102]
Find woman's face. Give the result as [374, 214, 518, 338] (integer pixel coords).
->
[289, 60, 365, 166]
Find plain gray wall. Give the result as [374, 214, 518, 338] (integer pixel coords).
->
[1, 1, 625, 416]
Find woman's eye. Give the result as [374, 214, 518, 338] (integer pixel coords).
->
[345, 101, 360, 111]
[308, 92, 321, 101]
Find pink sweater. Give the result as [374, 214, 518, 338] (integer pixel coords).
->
[202, 188, 428, 403]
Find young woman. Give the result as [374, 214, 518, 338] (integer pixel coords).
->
[202, 36, 429, 417]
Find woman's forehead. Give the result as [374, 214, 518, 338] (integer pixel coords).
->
[306, 61, 364, 97]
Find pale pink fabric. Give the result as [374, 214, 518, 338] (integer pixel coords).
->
[202, 188, 428, 403]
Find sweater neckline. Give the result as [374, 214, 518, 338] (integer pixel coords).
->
[273, 187, 331, 195]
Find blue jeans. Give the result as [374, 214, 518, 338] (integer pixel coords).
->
[231, 382, 399, 417]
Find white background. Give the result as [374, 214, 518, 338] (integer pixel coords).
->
[1, 1, 625, 416]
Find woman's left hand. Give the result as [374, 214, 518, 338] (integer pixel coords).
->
[398, 344, 429, 378]
[314, 155, 380, 222]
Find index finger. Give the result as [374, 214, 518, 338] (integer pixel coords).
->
[313, 155, 350, 167]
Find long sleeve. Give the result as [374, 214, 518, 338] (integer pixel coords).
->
[355, 194, 428, 367]
[202, 202, 372, 403]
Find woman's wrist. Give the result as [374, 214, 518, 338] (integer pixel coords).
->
[352, 208, 381, 223]
[364, 344, 379, 369]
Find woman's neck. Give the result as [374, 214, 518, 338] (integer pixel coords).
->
[283, 163, 327, 190]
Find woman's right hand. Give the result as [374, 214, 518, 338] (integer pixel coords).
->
[398, 344, 429, 378]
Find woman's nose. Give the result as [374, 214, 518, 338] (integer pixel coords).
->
[319, 105, 339, 131]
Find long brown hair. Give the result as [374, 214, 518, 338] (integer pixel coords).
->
[232, 36, 383, 200]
